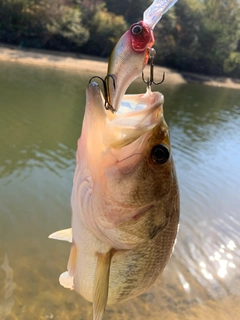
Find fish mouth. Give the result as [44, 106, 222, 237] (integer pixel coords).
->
[85, 81, 164, 148]
[84, 80, 164, 172]
[103, 87, 164, 149]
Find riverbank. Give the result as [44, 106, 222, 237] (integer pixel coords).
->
[1, 45, 240, 89]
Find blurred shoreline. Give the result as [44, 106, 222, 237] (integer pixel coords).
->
[1, 44, 240, 89]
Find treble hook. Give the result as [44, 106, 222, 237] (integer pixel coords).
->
[89, 74, 116, 113]
[142, 48, 165, 88]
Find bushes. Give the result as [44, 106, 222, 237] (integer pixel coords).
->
[0, 0, 89, 50]
[45, 5, 89, 50]
[81, 7, 127, 56]
[153, 0, 240, 77]
[224, 52, 240, 77]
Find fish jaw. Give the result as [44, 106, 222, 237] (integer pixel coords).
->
[107, 21, 154, 111]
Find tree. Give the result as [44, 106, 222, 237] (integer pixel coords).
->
[196, 0, 240, 75]
[0, 0, 239, 76]
[81, 6, 127, 56]
[45, 4, 90, 50]
[153, 0, 240, 76]
[105, 0, 151, 24]
[0, 0, 89, 50]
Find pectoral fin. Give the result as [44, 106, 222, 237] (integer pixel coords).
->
[59, 271, 74, 290]
[58, 243, 77, 291]
[67, 244, 77, 277]
[93, 249, 115, 320]
[48, 228, 72, 243]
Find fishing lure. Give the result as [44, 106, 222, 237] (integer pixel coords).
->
[106, 0, 179, 111]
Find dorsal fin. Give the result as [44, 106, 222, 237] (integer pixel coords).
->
[93, 249, 116, 320]
[48, 228, 72, 243]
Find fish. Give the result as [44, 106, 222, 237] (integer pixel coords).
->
[49, 81, 180, 320]
[106, 0, 179, 111]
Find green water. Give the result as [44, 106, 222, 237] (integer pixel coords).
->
[0, 61, 240, 320]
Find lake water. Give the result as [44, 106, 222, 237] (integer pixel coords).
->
[0, 61, 240, 320]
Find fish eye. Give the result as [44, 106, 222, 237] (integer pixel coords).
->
[151, 144, 170, 165]
[131, 24, 143, 35]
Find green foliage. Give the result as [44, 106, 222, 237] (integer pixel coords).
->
[45, 5, 89, 50]
[105, 0, 151, 24]
[197, 0, 240, 75]
[224, 52, 240, 77]
[82, 7, 127, 56]
[152, 0, 240, 76]
[0, 0, 89, 50]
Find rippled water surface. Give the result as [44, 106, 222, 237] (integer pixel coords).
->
[0, 61, 240, 320]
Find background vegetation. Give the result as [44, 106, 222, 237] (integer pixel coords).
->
[0, 0, 240, 77]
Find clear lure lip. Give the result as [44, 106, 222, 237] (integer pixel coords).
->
[143, 0, 179, 29]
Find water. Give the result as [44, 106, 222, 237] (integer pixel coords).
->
[0, 61, 240, 320]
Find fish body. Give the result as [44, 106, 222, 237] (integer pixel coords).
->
[50, 82, 179, 319]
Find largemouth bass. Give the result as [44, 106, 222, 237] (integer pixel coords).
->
[49, 82, 180, 320]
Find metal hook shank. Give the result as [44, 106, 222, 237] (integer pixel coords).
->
[88, 75, 116, 113]
[142, 48, 165, 88]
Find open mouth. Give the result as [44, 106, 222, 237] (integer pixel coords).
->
[85, 73, 165, 153]
[118, 88, 162, 114]
[103, 87, 164, 148]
